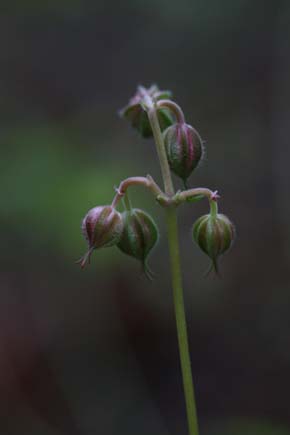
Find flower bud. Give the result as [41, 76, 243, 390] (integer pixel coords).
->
[117, 208, 159, 278]
[78, 205, 124, 268]
[120, 84, 174, 138]
[192, 213, 235, 273]
[163, 123, 204, 184]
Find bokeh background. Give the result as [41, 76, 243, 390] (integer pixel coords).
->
[1, 1, 290, 434]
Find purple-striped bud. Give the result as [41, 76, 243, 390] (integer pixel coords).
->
[120, 84, 174, 138]
[192, 213, 235, 273]
[117, 208, 159, 279]
[78, 206, 124, 268]
[163, 123, 204, 184]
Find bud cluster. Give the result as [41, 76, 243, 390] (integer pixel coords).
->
[78, 84, 235, 276]
[78, 203, 159, 277]
[77, 84, 236, 435]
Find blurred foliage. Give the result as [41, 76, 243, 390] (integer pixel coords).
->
[213, 418, 290, 435]
[1, 0, 290, 434]
[1, 124, 144, 265]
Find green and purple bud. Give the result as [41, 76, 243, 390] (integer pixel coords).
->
[78, 205, 124, 268]
[192, 210, 235, 274]
[117, 208, 159, 279]
[163, 122, 204, 186]
[120, 84, 174, 138]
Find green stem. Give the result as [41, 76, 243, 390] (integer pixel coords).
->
[123, 191, 132, 211]
[111, 176, 164, 209]
[156, 99, 185, 124]
[175, 188, 218, 205]
[210, 199, 218, 218]
[147, 98, 199, 435]
[166, 208, 199, 435]
[147, 107, 175, 196]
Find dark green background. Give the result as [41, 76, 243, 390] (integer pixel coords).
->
[1, 1, 290, 434]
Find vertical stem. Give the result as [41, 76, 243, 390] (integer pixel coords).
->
[123, 191, 132, 211]
[146, 98, 199, 435]
[210, 199, 218, 218]
[166, 208, 199, 435]
[147, 107, 175, 196]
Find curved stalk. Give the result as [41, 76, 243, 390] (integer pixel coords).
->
[111, 176, 164, 208]
[156, 99, 185, 124]
[174, 188, 219, 206]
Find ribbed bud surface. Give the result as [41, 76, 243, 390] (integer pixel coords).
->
[164, 123, 203, 183]
[192, 213, 235, 273]
[78, 205, 124, 268]
[117, 208, 159, 278]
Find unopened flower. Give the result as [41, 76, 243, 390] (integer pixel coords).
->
[192, 213, 235, 273]
[163, 122, 204, 185]
[78, 205, 124, 268]
[120, 84, 174, 138]
[117, 208, 159, 278]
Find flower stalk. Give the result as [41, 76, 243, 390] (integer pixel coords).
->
[157, 99, 186, 124]
[147, 106, 175, 196]
[145, 90, 200, 435]
[78, 84, 235, 435]
[111, 175, 164, 208]
[166, 207, 199, 435]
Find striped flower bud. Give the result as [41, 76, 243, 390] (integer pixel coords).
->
[192, 212, 235, 273]
[120, 84, 174, 138]
[78, 205, 124, 268]
[117, 208, 159, 278]
[163, 123, 204, 185]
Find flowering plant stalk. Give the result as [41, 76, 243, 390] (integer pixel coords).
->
[78, 85, 235, 435]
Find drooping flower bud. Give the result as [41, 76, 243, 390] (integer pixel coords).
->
[192, 212, 235, 273]
[78, 205, 124, 268]
[117, 208, 159, 278]
[120, 84, 174, 138]
[163, 122, 204, 185]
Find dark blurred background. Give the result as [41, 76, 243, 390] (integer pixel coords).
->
[1, 1, 290, 434]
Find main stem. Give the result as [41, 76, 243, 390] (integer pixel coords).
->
[166, 208, 199, 435]
[147, 102, 199, 435]
[147, 105, 175, 196]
